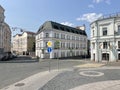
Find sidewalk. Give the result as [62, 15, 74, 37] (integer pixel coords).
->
[1, 70, 61, 90]
[70, 80, 120, 90]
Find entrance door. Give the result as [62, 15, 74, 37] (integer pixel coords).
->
[102, 53, 109, 61]
[93, 54, 95, 61]
[118, 53, 120, 60]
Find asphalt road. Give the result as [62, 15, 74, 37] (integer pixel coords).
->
[0, 56, 85, 89]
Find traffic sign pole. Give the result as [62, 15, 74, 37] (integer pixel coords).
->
[47, 41, 52, 72]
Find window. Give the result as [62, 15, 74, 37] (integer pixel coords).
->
[60, 27, 64, 31]
[66, 28, 70, 32]
[53, 25, 59, 29]
[61, 34, 65, 39]
[76, 37, 79, 40]
[71, 30, 75, 33]
[56, 33, 59, 38]
[118, 25, 120, 33]
[93, 30, 94, 36]
[92, 43, 95, 49]
[54, 33, 56, 38]
[103, 42, 108, 49]
[45, 42, 48, 47]
[72, 36, 75, 40]
[103, 27, 107, 36]
[67, 35, 70, 40]
[118, 41, 120, 48]
[45, 33, 49, 38]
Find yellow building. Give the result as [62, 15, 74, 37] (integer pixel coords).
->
[13, 31, 35, 56]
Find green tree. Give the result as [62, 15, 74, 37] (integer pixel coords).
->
[54, 40, 60, 49]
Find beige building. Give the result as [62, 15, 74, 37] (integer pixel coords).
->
[13, 31, 35, 55]
[0, 5, 11, 53]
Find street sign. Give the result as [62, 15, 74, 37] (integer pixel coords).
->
[47, 41, 52, 47]
[47, 47, 52, 53]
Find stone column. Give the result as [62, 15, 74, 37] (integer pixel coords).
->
[95, 41, 99, 62]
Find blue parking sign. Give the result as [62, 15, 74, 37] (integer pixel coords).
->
[47, 47, 52, 53]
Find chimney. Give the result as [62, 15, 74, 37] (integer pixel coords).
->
[76, 24, 86, 31]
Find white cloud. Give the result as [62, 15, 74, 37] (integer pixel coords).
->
[76, 13, 103, 22]
[61, 22, 74, 26]
[88, 4, 94, 8]
[93, 0, 111, 4]
[93, 0, 103, 3]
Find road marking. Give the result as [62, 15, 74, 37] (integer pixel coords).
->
[75, 63, 105, 68]
[79, 71, 104, 77]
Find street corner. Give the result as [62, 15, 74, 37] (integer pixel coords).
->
[74, 63, 105, 68]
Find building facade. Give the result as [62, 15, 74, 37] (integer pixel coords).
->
[91, 13, 120, 62]
[13, 31, 35, 55]
[0, 5, 11, 53]
[36, 21, 87, 59]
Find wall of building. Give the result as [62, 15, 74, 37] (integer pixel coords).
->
[36, 28, 87, 59]
[91, 16, 120, 62]
[13, 32, 35, 55]
[0, 6, 11, 53]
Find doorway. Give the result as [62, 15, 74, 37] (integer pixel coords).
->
[102, 53, 109, 61]
[118, 53, 120, 60]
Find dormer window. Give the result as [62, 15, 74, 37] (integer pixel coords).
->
[53, 25, 59, 29]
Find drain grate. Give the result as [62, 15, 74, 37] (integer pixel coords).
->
[15, 83, 25, 87]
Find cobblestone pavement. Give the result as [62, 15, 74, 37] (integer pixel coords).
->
[39, 68, 120, 90]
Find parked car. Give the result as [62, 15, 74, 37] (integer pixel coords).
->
[0, 52, 18, 61]
[12, 53, 17, 58]
[0, 53, 5, 61]
[2, 52, 9, 60]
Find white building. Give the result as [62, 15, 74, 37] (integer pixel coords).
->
[13, 31, 35, 55]
[91, 13, 120, 62]
[36, 21, 87, 59]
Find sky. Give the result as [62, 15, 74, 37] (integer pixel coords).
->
[0, 0, 120, 38]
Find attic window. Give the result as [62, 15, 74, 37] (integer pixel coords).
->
[60, 27, 64, 30]
[76, 31, 79, 34]
[66, 28, 70, 32]
[79, 31, 82, 34]
[71, 29, 75, 33]
[53, 25, 59, 29]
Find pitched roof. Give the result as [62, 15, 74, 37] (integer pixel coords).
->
[25, 31, 36, 34]
[0, 5, 5, 11]
[37, 21, 87, 36]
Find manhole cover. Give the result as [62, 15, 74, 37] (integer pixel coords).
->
[79, 71, 104, 77]
[15, 83, 25, 87]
